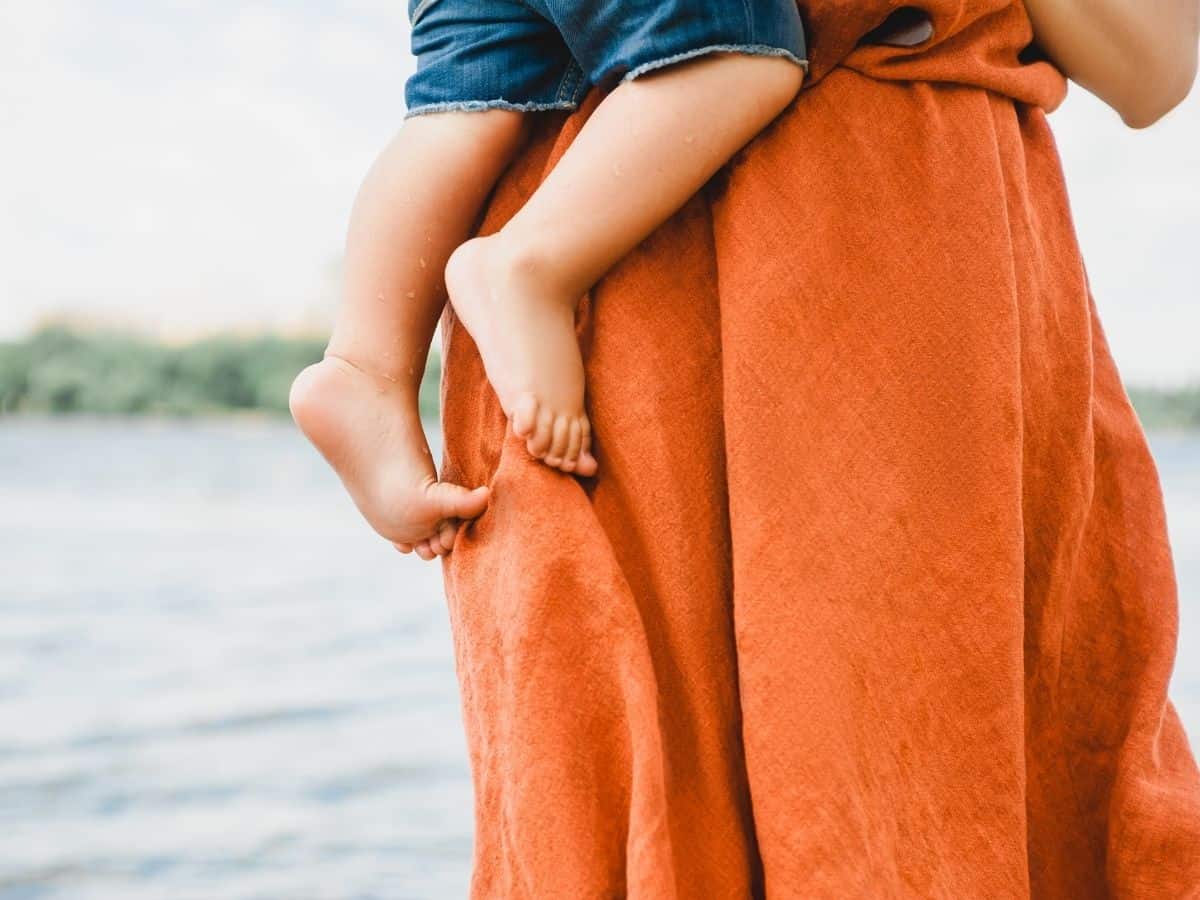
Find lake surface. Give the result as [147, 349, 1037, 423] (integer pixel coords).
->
[1, 419, 1198, 899]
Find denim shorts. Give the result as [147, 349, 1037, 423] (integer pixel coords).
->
[404, 0, 808, 118]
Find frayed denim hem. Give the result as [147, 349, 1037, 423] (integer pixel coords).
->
[404, 98, 580, 119]
[621, 43, 809, 83]
[403, 44, 807, 118]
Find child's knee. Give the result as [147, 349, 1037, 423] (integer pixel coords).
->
[757, 56, 805, 110]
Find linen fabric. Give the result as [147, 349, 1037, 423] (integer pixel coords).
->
[437, 1, 1200, 896]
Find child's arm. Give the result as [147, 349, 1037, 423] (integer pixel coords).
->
[1023, 0, 1198, 127]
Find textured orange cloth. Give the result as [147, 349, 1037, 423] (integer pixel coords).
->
[438, 1, 1200, 896]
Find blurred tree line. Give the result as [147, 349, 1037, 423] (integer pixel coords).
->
[1127, 386, 1200, 431]
[0, 326, 441, 418]
[0, 325, 1196, 428]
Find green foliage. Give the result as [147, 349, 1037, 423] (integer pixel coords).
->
[0, 325, 1194, 428]
[1128, 386, 1200, 431]
[0, 326, 442, 418]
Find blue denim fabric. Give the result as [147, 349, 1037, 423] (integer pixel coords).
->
[405, 0, 808, 117]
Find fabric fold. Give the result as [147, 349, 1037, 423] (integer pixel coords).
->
[439, 1, 1200, 895]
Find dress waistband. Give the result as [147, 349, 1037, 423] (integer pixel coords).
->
[798, 0, 1068, 110]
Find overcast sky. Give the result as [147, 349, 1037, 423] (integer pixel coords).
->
[1, 1, 1196, 385]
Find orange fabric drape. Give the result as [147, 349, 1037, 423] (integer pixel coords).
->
[438, 1, 1200, 896]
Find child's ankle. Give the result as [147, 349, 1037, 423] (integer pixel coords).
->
[485, 230, 583, 303]
[322, 351, 423, 401]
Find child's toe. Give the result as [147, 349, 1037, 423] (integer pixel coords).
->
[527, 407, 555, 458]
[512, 393, 539, 437]
[561, 419, 583, 470]
[544, 415, 571, 467]
[413, 540, 436, 561]
[575, 447, 598, 477]
[573, 417, 597, 476]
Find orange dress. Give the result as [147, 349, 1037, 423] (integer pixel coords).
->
[438, 1, 1200, 896]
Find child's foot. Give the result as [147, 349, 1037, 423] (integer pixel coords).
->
[445, 236, 598, 476]
[289, 355, 489, 560]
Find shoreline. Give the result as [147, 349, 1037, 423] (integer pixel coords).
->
[2, 326, 1196, 430]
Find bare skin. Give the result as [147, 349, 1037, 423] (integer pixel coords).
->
[1024, 0, 1198, 127]
[446, 53, 804, 470]
[292, 53, 803, 558]
[290, 111, 527, 561]
[293, 1, 1197, 559]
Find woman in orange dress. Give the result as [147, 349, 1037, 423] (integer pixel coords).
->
[437, 1, 1200, 895]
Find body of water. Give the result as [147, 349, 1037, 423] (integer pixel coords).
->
[1, 419, 1198, 899]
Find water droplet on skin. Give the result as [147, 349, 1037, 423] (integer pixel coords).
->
[419, 258, 427, 268]
[684, 134, 695, 144]
[406, 291, 416, 298]
[376, 293, 385, 302]
[612, 163, 623, 176]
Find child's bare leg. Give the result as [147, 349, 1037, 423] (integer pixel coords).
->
[290, 110, 527, 560]
[445, 52, 803, 472]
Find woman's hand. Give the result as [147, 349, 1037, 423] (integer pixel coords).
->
[1023, 0, 1199, 127]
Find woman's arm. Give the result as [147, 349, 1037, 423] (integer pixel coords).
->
[1023, 0, 1199, 127]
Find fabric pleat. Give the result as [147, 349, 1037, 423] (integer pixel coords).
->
[438, 1, 1200, 895]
